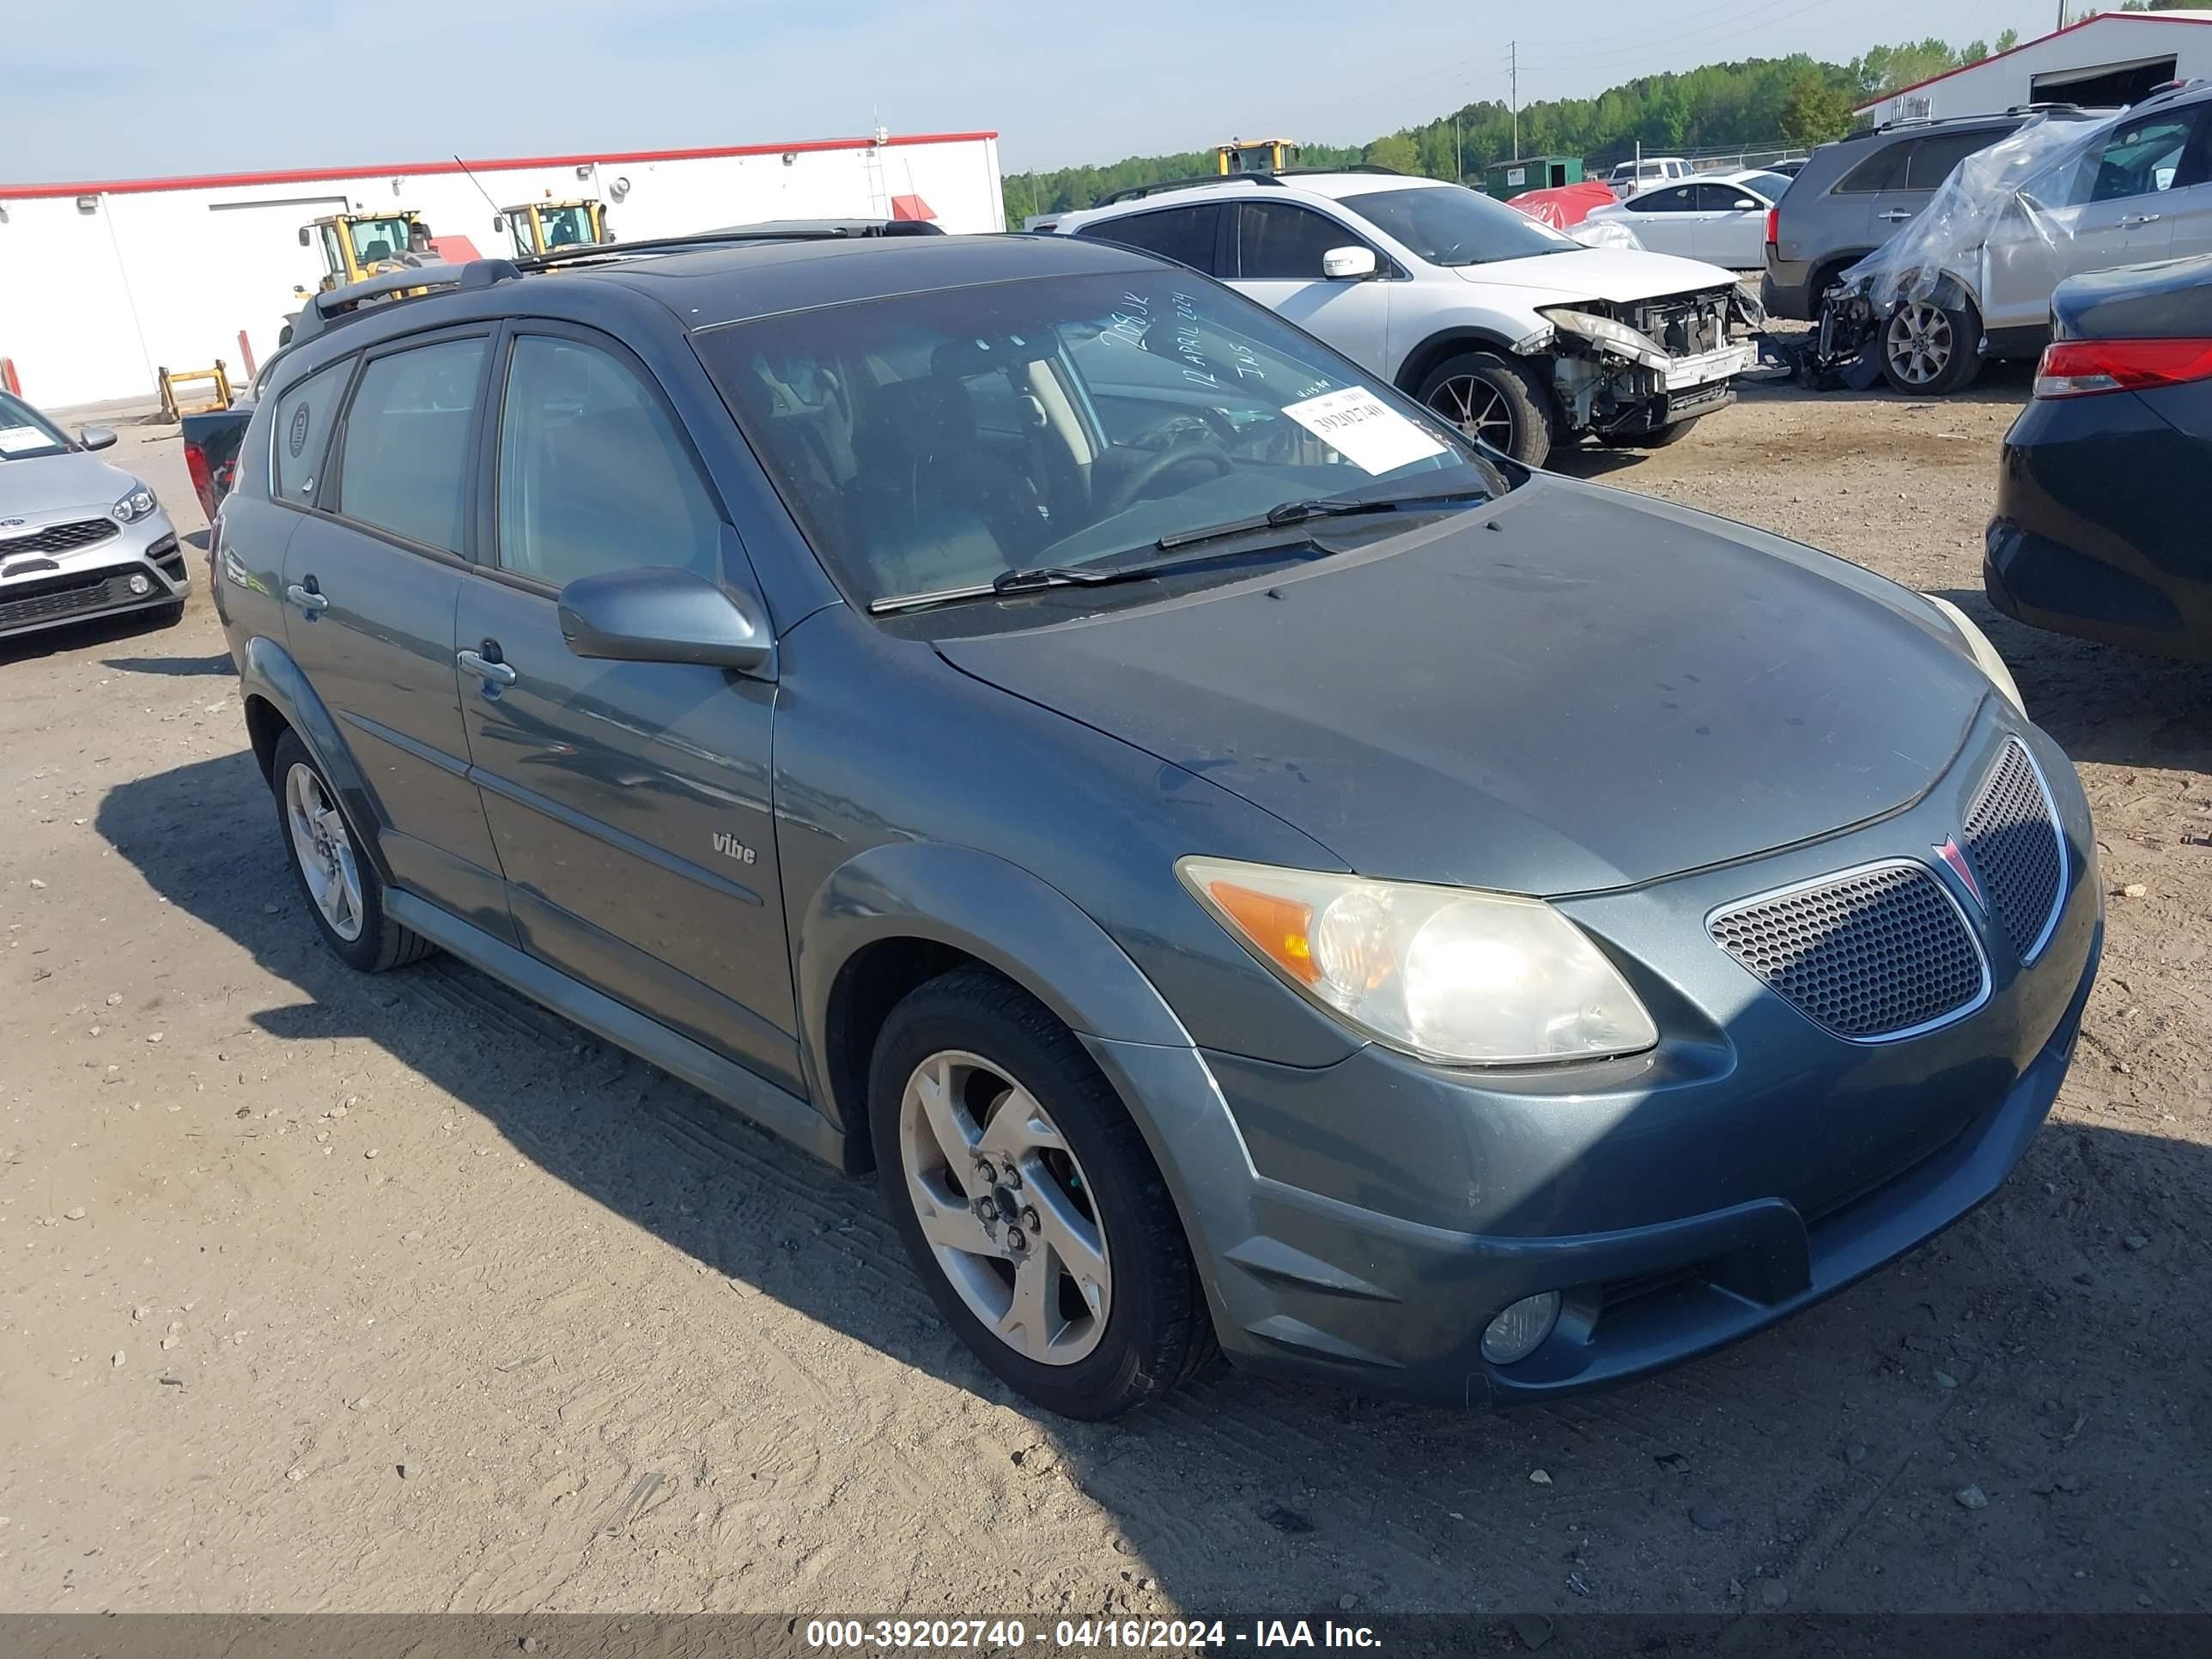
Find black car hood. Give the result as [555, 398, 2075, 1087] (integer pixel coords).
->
[936, 477, 1990, 895]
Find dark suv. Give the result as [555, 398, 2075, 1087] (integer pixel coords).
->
[211, 228, 2097, 1419]
[1764, 109, 2091, 323]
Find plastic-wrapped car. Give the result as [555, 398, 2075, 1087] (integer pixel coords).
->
[1823, 86, 2212, 393]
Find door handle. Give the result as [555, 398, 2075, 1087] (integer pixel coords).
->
[1877, 209, 1916, 222]
[284, 581, 328, 612]
[2119, 212, 2163, 227]
[457, 647, 517, 688]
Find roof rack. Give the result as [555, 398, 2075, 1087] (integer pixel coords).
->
[1093, 164, 1401, 208]
[515, 217, 943, 270]
[2130, 76, 2207, 106]
[286, 258, 520, 349]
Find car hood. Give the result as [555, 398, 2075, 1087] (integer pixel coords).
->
[0, 451, 137, 522]
[1455, 246, 1736, 303]
[935, 479, 1990, 896]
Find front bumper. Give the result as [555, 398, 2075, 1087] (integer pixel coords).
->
[0, 512, 188, 641]
[1093, 710, 2100, 1407]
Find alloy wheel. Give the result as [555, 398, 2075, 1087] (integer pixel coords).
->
[896, 1048, 1109, 1365]
[1426, 374, 1516, 449]
[283, 763, 365, 943]
[1885, 302, 1954, 386]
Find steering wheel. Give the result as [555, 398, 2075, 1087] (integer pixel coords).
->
[1102, 434, 1233, 515]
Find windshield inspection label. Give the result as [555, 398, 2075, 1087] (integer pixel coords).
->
[0, 425, 52, 456]
[1281, 386, 1447, 475]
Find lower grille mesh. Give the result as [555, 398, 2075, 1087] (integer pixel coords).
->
[1964, 738, 2065, 962]
[1711, 863, 1984, 1040]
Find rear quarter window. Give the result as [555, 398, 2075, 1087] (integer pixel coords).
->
[268, 359, 351, 507]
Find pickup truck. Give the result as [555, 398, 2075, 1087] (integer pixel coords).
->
[180, 362, 263, 524]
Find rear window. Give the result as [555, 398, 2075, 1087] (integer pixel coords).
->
[1905, 129, 2005, 188]
[1074, 204, 1224, 273]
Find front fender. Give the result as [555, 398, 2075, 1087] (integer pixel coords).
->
[795, 840, 1261, 1331]
[240, 633, 394, 883]
[797, 841, 1195, 1066]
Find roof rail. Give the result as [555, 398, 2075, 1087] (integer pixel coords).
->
[2130, 76, 2207, 106]
[286, 258, 521, 348]
[1096, 173, 1287, 205]
[2004, 100, 2087, 115]
[514, 218, 943, 270]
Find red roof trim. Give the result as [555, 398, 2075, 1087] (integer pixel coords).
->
[1853, 13, 2212, 112]
[0, 131, 1000, 202]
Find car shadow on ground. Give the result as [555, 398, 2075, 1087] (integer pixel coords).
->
[95, 651, 234, 678]
[95, 750, 2212, 1613]
[1933, 586, 2212, 773]
[0, 607, 186, 665]
[1733, 356, 2034, 412]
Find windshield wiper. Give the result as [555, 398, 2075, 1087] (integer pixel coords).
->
[1152, 489, 1488, 552]
[866, 490, 1489, 617]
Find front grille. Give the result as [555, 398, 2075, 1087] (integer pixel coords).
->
[0, 518, 118, 557]
[1963, 738, 2065, 963]
[1711, 862, 1985, 1041]
[0, 567, 144, 629]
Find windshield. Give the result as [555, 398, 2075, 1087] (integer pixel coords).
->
[346, 217, 415, 264]
[699, 270, 1499, 610]
[1337, 185, 1577, 266]
[538, 205, 596, 250]
[0, 392, 71, 460]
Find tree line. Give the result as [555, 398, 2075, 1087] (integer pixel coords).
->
[1002, 33, 2042, 222]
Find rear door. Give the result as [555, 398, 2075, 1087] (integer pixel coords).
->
[1227, 200, 1391, 374]
[280, 330, 512, 934]
[2138, 103, 2212, 264]
[1985, 108, 2198, 331]
[452, 323, 800, 1093]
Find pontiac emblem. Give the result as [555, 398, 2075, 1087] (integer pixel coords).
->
[1933, 837, 1984, 908]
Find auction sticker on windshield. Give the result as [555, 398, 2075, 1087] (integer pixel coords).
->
[1281, 386, 1448, 475]
[0, 426, 53, 456]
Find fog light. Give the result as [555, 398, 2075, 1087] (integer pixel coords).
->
[1480, 1291, 1561, 1366]
[126, 573, 152, 596]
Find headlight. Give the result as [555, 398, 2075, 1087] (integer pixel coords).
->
[1923, 594, 2025, 714]
[112, 483, 159, 524]
[1177, 858, 1657, 1066]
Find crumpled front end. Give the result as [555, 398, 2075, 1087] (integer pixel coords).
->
[1540, 283, 1765, 437]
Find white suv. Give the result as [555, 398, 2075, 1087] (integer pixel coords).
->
[1608, 156, 1694, 192]
[1045, 173, 1759, 465]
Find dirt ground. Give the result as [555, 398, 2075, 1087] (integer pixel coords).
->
[3, 368, 2207, 1621]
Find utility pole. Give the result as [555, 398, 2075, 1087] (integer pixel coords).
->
[1510, 41, 1520, 159]
[1455, 113, 1464, 183]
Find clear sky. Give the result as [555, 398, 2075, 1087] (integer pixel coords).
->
[15, 0, 2062, 186]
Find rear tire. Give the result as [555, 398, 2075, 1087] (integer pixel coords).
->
[269, 732, 432, 974]
[1415, 350, 1557, 466]
[869, 967, 1212, 1419]
[1880, 297, 1983, 396]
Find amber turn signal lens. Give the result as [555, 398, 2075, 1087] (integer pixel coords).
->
[1205, 879, 1318, 984]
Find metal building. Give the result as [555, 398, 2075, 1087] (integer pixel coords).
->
[1856, 13, 2212, 126]
[0, 131, 1004, 409]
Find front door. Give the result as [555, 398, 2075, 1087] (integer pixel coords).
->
[1623, 185, 1698, 258]
[1228, 201, 1391, 376]
[453, 325, 799, 1093]
[282, 331, 512, 934]
[1986, 109, 2200, 331]
[1692, 182, 1767, 269]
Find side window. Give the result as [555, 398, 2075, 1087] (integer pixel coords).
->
[269, 358, 349, 505]
[495, 335, 722, 589]
[1074, 204, 1224, 273]
[331, 337, 486, 554]
[1237, 202, 1360, 279]
[1637, 185, 1697, 213]
[1693, 183, 1757, 210]
[2072, 112, 2199, 204]
[1906, 130, 2002, 190]
[1835, 140, 1913, 194]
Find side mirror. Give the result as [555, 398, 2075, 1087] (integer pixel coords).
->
[1732, 198, 1759, 210]
[1322, 246, 1379, 280]
[491, 214, 506, 233]
[78, 426, 118, 452]
[557, 564, 772, 674]
[297, 227, 312, 247]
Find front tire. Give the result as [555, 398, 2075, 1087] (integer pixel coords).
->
[1881, 297, 1982, 395]
[269, 732, 432, 974]
[1416, 350, 1557, 466]
[869, 968, 1211, 1419]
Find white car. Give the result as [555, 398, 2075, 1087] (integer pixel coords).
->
[1585, 169, 1794, 271]
[1607, 157, 1694, 193]
[1044, 173, 1759, 465]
